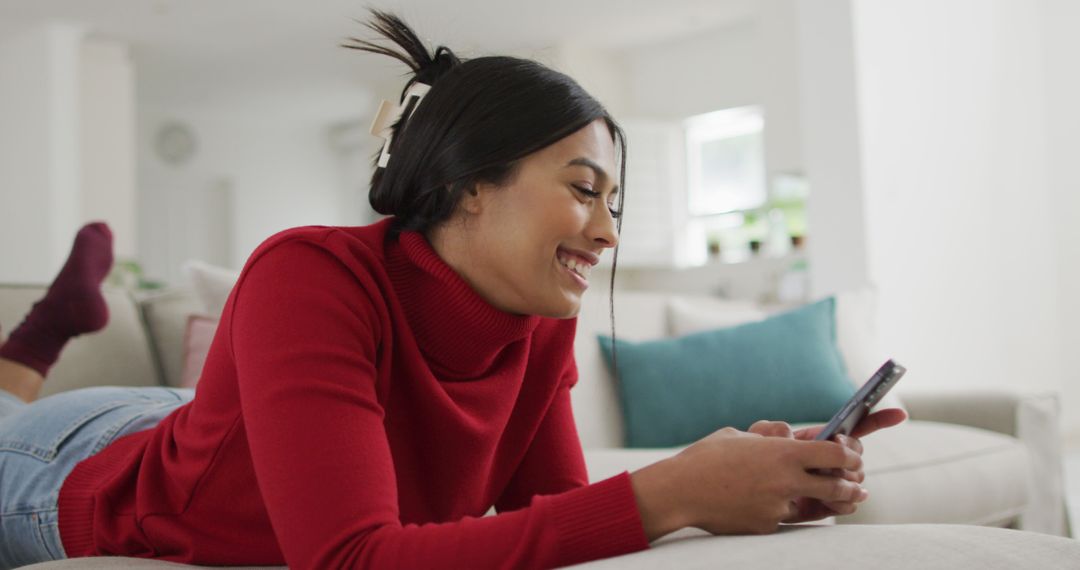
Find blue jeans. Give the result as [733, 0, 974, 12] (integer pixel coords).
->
[0, 385, 194, 569]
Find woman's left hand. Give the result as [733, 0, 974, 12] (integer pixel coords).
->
[747, 408, 908, 523]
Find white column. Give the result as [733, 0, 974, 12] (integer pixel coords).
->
[0, 23, 86, 283]
[795, 0, 871, 296]
[81, 38, 137, 260]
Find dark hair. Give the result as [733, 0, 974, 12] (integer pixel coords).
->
[343, 10, 626, 412]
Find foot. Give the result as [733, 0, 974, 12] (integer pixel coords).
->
[40, 221, 114, 336]
[0, 222, 114, 376]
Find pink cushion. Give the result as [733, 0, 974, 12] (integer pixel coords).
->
[180, 314, 219, 388]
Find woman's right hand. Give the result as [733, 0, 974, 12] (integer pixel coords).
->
[630, 426, 867, 539]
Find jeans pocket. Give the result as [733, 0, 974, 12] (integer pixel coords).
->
[0, 512, 56, 569]
[0, 399, 131, 462]
[36, 509, 65, 561]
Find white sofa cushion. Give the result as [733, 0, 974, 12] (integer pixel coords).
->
[136, 288, 203, 388]
[665, 296, 766, 335]
[840, 420, 1029, 527]
[566, 523, 1080, 569]
[22, 524, 1080, 569]
[582, 419, 1028, 529]
[181, 260, 240, 319]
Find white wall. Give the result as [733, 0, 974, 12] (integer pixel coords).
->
[1042, 0, 1080, 436]
[545, 44, 630, 119]
[137, 104, 349, 283]
[618, 3, 803, 181]
[0, 26, 138, 283]
[80, 38, 136, 260]
[849, 0, 1065, 410]
[796, 0, 871, 297]
[0, 23, 85, 283]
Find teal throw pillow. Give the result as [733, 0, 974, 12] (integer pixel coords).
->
[597, 297, 855, 448]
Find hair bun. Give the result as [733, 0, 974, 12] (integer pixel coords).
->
[343, 10, 462, 100]
[415, 45, 460, 86]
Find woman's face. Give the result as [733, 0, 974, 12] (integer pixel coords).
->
[428, 118, 620, 319]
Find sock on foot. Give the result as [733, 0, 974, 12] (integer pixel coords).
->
[0, 222, 114, 376]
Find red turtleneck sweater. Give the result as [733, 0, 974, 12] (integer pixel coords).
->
[56, 217, 650, 569]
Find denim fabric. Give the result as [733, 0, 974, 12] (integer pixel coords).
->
[0, 386, 194, 569]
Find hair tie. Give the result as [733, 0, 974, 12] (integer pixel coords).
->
[369, 81, 431, 168]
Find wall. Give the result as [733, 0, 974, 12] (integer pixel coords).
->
[1042, 0, 1080, 436]
[137, 104, 350, 283]
[0, 26, 138, 283]
[619, 1, 803, 181]
[80, 38, 136, 259]
[849, 0, 1065, 409]
[795, 1, 871, 297]
[0, 24, 84, 283]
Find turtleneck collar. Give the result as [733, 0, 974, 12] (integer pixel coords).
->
[384, 227, 542, 378]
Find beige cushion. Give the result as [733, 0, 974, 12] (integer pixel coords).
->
[567, 524, 1080, 569]
[181, 260, 240, 319]
[135, 288, 202, 388]
[839, 421, 1028, 527]
[665, 295, 766, 335]
[582, 419, 1028, 529]
[22, 524, 1080, 569]
[0, 285, 159, 395]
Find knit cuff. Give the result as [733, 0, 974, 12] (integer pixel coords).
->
[542, 471, 651, 568]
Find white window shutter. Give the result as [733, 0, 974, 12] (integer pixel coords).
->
[609, 119, 689, 269]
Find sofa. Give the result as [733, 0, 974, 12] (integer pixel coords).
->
[1, 282, 1077, 569]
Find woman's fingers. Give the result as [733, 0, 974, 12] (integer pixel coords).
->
[820, 499, 859, 515]
[749, 420, 794, 438]
[797, 440, 862, 471]
[850, 408, 908, 438]
[837, 434, 863, 456]
[799, 473, 867, 504]
[794, 408, 908, 442]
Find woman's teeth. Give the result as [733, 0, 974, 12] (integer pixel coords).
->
[558, 254, 591, 280]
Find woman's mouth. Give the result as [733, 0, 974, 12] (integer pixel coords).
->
[557, 251, 590, 290]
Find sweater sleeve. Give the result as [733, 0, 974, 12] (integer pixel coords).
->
[495, 360, 593, 513]
[230, 237, 650, 570]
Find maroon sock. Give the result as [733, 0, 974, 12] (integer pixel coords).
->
[0, 222, 114, 376]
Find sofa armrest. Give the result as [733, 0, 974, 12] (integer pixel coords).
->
[901, 389, 1027, 437]
[900, 389, 1071, 537]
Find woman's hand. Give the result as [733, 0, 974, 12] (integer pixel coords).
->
[747, 408, 908, 523]
[653, 427, 868, 536]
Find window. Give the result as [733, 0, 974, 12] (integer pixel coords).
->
[685, 106, 765, 216]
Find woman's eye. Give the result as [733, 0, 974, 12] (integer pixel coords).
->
[572, 184, 599, 198]
[573, 185, 622, 220]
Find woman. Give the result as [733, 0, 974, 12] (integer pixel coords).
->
[0, 11, 904, 570]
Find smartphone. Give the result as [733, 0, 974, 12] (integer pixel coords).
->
[814, 359, 906, 441]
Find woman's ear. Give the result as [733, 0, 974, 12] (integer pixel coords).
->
[459, 182, 490, 215]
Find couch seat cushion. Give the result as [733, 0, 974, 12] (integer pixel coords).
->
[842, 420, 1029, 527]
[583, 419, 1029, 528]
[26, 524, 1080, 569]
